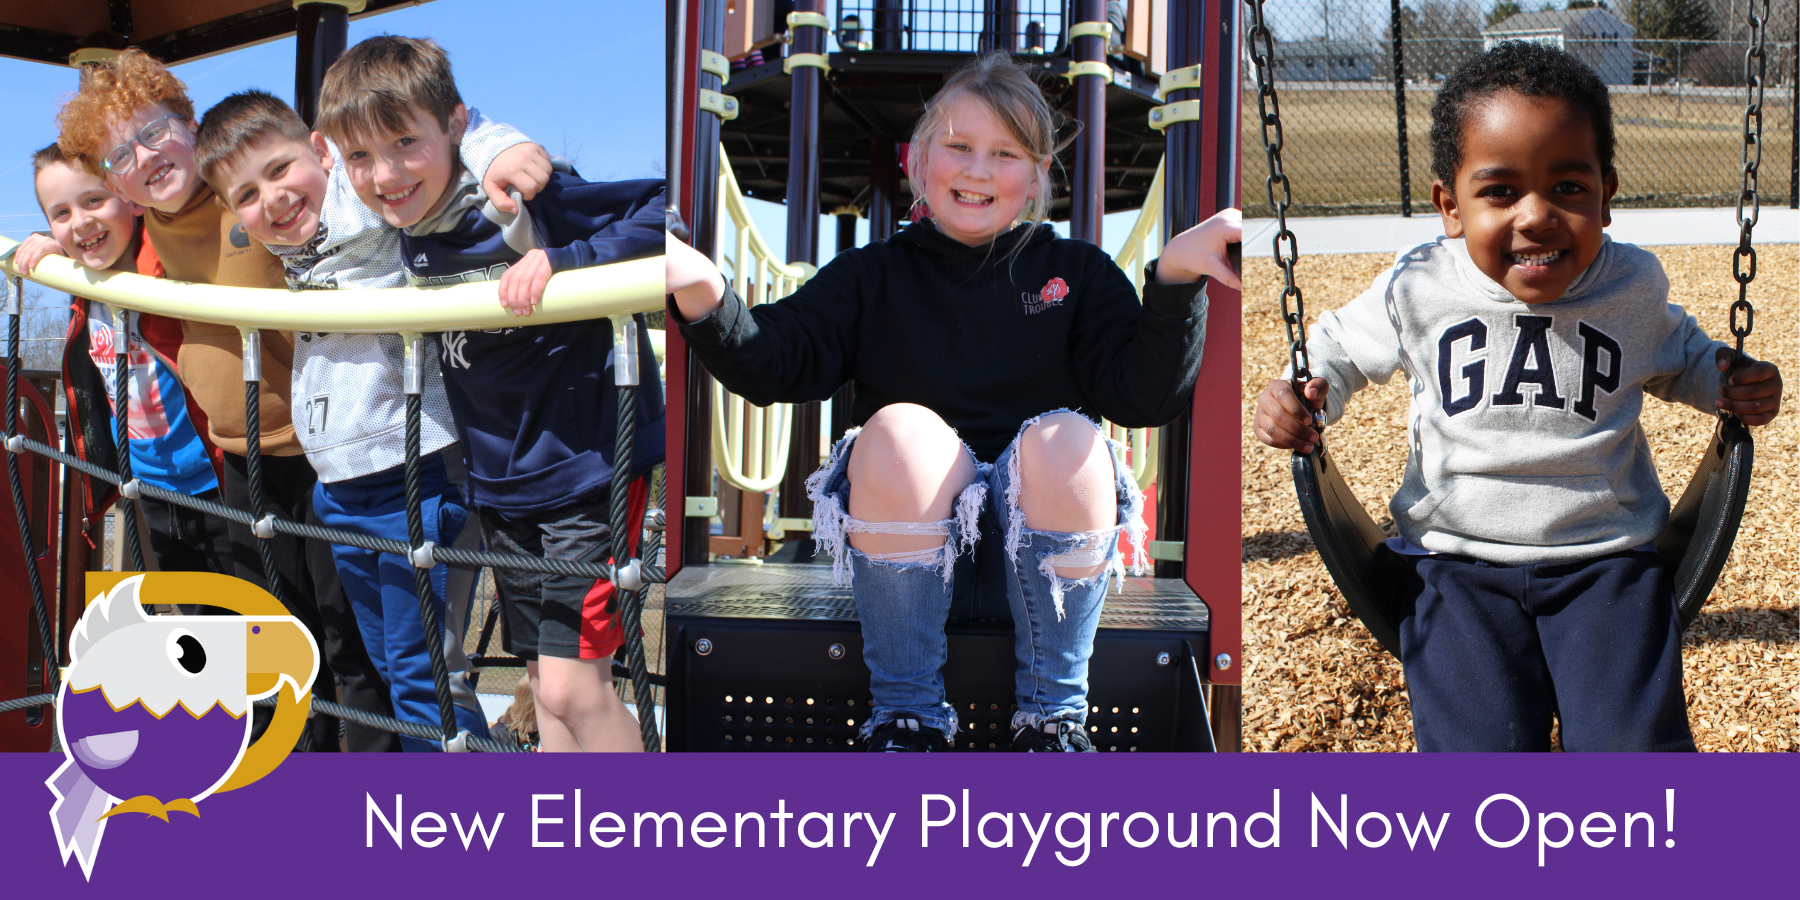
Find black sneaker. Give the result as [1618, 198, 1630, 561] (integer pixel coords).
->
[865, 717, 950, 752]
[1010, 721, 1095, 752]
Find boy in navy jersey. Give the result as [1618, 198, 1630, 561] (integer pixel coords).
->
[317, 36, 664, 752]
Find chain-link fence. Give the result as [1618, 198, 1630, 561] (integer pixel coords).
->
[1246, 0, 1799, 216]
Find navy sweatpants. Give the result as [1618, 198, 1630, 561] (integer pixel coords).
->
[1394, 549, 1695, 752]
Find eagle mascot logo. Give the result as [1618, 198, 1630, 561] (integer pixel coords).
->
[47, 573, 319, 879]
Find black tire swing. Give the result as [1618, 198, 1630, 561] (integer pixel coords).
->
[1244, 0, 1765, 658]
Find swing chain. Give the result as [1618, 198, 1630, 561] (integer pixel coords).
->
[1729, 0, 1768, 362]
[1245, 0, 1314, 403]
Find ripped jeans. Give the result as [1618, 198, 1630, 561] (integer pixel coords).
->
[806, 411, 1146, 742]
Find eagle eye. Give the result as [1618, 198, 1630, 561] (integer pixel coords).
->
[167, 631, 206, 675]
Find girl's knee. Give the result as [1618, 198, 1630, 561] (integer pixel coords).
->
[1016, 413, 1115, 535]
[848, 403, 977, 524]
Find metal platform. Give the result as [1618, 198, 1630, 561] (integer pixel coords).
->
[663, 563, 1213, 752]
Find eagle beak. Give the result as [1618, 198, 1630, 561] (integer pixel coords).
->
[244, 619, 318, 700]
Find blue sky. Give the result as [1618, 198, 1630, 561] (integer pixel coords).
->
[0, 0, 662, 243]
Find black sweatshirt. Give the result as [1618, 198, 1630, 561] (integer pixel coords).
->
[677, 219, 1207, 463]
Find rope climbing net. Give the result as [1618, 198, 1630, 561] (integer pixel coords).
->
[0, 250, 669, 753]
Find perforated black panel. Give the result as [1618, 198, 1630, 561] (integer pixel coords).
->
[666, 565, 1213, 752]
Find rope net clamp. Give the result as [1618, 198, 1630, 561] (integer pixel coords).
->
[783, 53, 831, 75]
[402, 332, 425, 395]
[119, 479, 142, 500]
[252, 513, 277, 539]
[239, 328, 263, 382]
[442, 729, 472, 753]
[644, 507, 667, 532]
[1062, 61, 1114, 84]
[1068, 21, 1113, 42]
[700, 49, 730, 83]
[3, 435, 21, 454]
[1158, 64, 1202, 99]
[1149, 100, 1201, 131]
[410, 540, 438, 569]
[699, 89, 740, 121]
[613, 316, 640, 387]
[787, 11, 831, 30]
[614, 558, 644, 593]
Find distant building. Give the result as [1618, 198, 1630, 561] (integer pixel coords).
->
[1482, 8, 1637, 84]
[1272, 40, 1378, 82]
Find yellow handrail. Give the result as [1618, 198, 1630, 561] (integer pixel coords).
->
[0, 237, 663, 331]
[710, 150, 813, 493]
[1104, 160, 1163, 491]
[1112, 160, 1164, 295]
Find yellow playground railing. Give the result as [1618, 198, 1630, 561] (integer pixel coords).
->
[710, 149, 813, 493]
[0, 238, 663, 332]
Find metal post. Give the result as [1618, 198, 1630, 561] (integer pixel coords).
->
[781, 0, 827, 532]
[874, 0, 903, 50]
[1070, 0, 1107, 245]
[1156, 0, 1202, 581]
[293, 1, 350, 128]
[835, 211, 858, 254]
[870, 136, 899, 241]
[985, 0, 1019, 53]
[1790, 11, 1797, 209]
[1392, 0, 1411, 217]
[787, 1, 824, 267]
[1180, 0, 1245, 752]
[669, 0, 688, 220]
[680, 0, 727, 570]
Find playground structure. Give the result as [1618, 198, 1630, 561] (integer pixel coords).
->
[0, 0, 668, 753]
[667, 0, 1246, 750]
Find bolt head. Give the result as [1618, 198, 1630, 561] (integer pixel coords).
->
[827, 643, 846, 660]
[1215, 653, 1232, 670]
[1155, 651, 1172, 666]
[695, 638, 713, 656]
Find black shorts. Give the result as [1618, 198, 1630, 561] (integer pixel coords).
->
[479, 493, 612, 661]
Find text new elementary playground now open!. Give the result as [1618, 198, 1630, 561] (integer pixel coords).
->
[364, 787, 1680, 868]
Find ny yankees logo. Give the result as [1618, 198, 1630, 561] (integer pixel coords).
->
[442, 332, 470, 369]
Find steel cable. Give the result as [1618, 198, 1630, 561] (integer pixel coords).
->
[614, 386, 657, 751]
[4, 293, 60, 736]
[110, 311, 144, 571]
[402, 390, 461, 746]
[241, 380, 289, 603]
[8, 434, 612, 577]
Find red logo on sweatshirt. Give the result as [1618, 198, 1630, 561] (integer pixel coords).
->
[1022, 277, 1070, 315]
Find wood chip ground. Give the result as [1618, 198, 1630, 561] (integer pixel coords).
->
[1240, 244, 1796, 752]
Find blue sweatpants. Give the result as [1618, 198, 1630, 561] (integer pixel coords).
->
[313, 456, 490, 751]
[1395, 548, 1694, 752]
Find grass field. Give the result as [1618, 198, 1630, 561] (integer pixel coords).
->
[1244, 86, 1800, 217]
[1240, 244, 1797, 752]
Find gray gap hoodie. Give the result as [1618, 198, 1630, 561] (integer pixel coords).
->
[1301, 236, 1725, 564]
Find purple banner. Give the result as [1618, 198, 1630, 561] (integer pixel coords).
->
[2, 753, 1793, 894]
